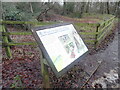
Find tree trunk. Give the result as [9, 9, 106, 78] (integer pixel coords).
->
[63, 2, 67, 15]
[115, 2, 120, 17]
[37, 3, 54, 21]
[100, 2, 104, 14]
[80, 2, 85, 17]
[106, 2, 110, 14]
[85, 2, 89, 13]
[30, 2, 33, 13]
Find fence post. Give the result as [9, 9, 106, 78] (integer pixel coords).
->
[94, 24, 100, 49]
[2, 25, 12, 58]
[4, 25, 13, 42]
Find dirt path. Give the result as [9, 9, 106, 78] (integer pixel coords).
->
[79, 24, 119, 88]
[52, 14, 98, 23]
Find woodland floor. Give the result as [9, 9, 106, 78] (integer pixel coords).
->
[1, 17, 119, 88]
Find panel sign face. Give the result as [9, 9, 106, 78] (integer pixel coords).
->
[32, 23, 88, 77]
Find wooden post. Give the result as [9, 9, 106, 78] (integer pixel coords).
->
[94, 25, 99, 49]
[39, 49, 50, 88]
[2, 25, 12, 58]
[4, 26, 13, 42]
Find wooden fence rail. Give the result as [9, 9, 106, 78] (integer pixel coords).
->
[0, 16, 115, 58]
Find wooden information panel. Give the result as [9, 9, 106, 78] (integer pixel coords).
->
[32, 23, 88, 77]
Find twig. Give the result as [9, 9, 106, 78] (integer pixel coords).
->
[81, 60, 103, 88]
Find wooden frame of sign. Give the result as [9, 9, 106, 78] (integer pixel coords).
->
[31, 23, 88, 78]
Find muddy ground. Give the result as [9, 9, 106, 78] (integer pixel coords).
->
[80, 25, 119, 88]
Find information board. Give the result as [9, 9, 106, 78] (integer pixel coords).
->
[32, 23, 88, 77]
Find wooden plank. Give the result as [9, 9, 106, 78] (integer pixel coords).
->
[74, 23, 99, 27]
[98, 19, 114, 35]
[2, 32, 32, 35]
[84, 40, 96, 43]
[75, 24, 96, 30]
[97, 19, 114, 41]
[97, 21, 113, 42]
[2, 40, 95, 46]
[80, 32, 99, 35]
[99, 16, 115, 26]
[95, 17, 115, 47]
[3, 42, 37, 46]
[0, 20, 56, 25]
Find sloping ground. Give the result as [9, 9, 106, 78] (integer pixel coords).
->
[51, 14, 100, 23]
[2, 15, 118, 88]
[50, 14, 114, 24]
[79, 25, 119, 88]
[2, 22, 119, 88]
[82, 13, 114, 20]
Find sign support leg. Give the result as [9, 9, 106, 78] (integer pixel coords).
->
[40, 50, 50, 88]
